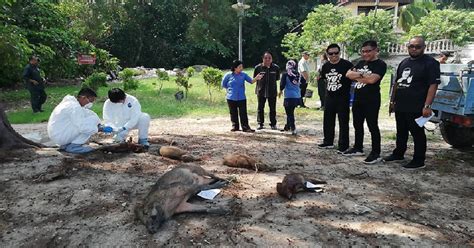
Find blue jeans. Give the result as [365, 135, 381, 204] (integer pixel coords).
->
[61, 143, 94, 154]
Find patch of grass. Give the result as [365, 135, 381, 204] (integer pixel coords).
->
[1, 68, 393, 124]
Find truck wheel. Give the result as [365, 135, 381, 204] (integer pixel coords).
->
[440, 122, 473, 148]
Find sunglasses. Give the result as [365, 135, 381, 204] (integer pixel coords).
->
[327, 51, 340, 56]
[407, 44, 424, 49]
[360, 49, 374, 54]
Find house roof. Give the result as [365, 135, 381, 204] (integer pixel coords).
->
[338, 0, 414, 6]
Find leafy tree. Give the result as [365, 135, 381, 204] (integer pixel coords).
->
[282, 4, 396, 58]
[435, 0, 473, 9]
[201, 67, 223, 101]
[398, 0, 436, 32]
[408, 9, 474, 45]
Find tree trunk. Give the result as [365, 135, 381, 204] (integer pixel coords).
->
[0, 105, 43, 150]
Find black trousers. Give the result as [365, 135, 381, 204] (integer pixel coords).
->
[299, 77, 308, 106]
[352, 100, 381, 155]
[28, 86, 47, 112]
[227, 99, 250, 130]
[393, 111, 427, 163]
[317, 78, 326, 108]
[284, 98, 300, 130]
[323, 96, 350, 150]
[257, 96, 277, 126]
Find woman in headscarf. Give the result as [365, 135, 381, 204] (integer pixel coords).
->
[221, 60, 264, 132]
[279, 60, 301, 135]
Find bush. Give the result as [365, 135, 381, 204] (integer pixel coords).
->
[156, 70, 169, 95]
[201, 67, 223, 101]
[119, 68, 139, 91]
[83, 72, 107, 91]
[175, 71, 192, 98]
[186, 66, 196, 77]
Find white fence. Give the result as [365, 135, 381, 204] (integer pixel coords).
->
[386, 39, 456, 55]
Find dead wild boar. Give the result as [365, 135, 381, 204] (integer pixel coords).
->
[159, 146, 199, 162]
[276, 173, 326, 200]
[223, 153, 274, 171]
[135, 164, 228, 233]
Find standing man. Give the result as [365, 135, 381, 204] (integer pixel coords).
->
[23, 55, 47, 113]
[254, 51, 280, 130]
[103, 88, 151, 148]
[298, 51, 311, 108]
[345, 40, 387, 164]
[318, 44, 353, 153]
[384, 36, 440, 169]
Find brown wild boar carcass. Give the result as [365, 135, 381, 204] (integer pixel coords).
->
[223, 153, 274, 171]
[159, 146, 199, 162]
[135, 164, 228, 233]
[276, 173, 326, 200]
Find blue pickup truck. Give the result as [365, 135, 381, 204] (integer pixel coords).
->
[431, 63, 474, 148]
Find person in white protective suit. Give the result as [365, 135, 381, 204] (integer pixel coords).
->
[47, 88, 113, 154]
[103, 88, 151, 148]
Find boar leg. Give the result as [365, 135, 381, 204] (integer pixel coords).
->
[175, 201, 228, 215]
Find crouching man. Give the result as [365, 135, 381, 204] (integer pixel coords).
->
[103, 88, 151, 148]
[48, 88, 107, 153]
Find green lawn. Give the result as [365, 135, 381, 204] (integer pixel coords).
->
[1, 68, 393, 124]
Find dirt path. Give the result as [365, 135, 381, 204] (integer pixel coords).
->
[1, 115, 473, 246]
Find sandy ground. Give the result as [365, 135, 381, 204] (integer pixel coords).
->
[1, 114, 473, 247]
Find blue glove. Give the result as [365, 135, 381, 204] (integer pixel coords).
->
[98, 124, 114, 133]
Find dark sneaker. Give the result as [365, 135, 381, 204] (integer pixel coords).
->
[403, 160, 425, 170]
[363, 153, 382, 164]
[291, 129, 297, 136]
[318, 143, 334, 149]
[270, 125, 278, 130]
[243, 128, 255, 133]
[383, 154, 405, 162]
[342, 148, 364, 156]
[230, 128, 240, 132]
[336, 147, 349, 154]
[257, 125, 264, 130]
[280, 125, 289, 132]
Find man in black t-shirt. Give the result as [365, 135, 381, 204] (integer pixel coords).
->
[22, 55, 47, 113]
[318, 44, 353, 153]
[254, 51, 280, 130]
[345, 40, 387, 164]
[384, 36, 441, 169]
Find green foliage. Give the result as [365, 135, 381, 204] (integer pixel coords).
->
[201, 67, 223, 101]
[408, 9, 474, 46]
[0, 24, 32, 87]
[398, 0, 436, 32]
[83, 72, 107, 91]
[120, 68, 139, 91]
[186, 67, 196, 77]
[156, 70, 169, 95]
[175, 71, 192, 98]
[282, 4, 397, 58]
[345, 11, 397, 56]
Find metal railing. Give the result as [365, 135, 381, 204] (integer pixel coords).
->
[386, 39, 456, 55]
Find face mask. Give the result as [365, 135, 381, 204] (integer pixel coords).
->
[84, 102, 93, 109]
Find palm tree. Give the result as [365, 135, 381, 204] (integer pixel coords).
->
[398, 0, 436, 32]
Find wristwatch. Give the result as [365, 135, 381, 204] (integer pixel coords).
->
[424, 104, 431, 109]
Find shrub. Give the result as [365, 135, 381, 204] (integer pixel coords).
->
[82, 72, 107, 91]
[201, 67, 223, 101]
[186, 66, 196, 77]
[119, 68, 139, 91]
[175, 71, 192, 98]
[156, 70, 169, 95]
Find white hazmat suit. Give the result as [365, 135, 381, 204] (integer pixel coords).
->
[103, 94, 150, 142]
[47, 95, 100, 148]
